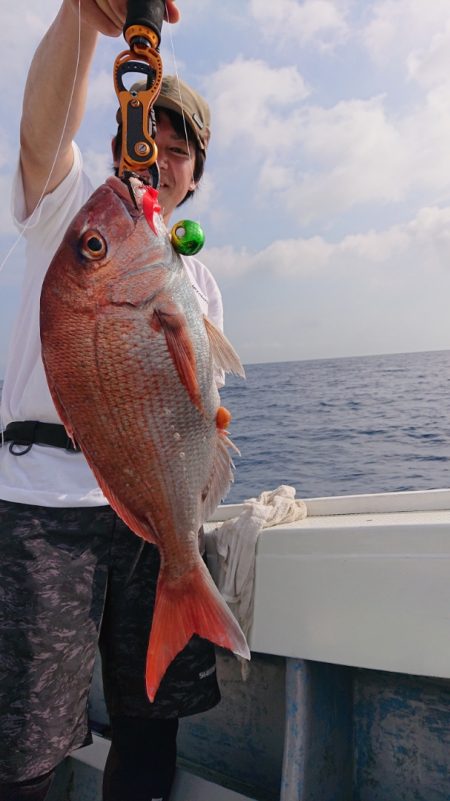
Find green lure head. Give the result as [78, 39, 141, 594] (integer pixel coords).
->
[170, 220, 205, 256]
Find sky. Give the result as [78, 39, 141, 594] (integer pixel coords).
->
[1, 0, 450, 371]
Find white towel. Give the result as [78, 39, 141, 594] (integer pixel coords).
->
[208, 485, 307, 678]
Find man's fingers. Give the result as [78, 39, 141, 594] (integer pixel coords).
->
[77, 0, 180, 35]
[164, 1, 180, 23]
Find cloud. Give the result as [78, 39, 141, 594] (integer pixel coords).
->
[0, 3, 60, 95]
[205, 204, 450, 283]
[277, 96, 411, 222]
[82, 148, 114, 189]
[214, 86, 411, 224]
[210, 204, 450, 362]
[207, 58, 309, 153]
[188, 173, 216, 219]
[207, 61, 411, 224]
[208, 49, 450, 226]
[364, 1, 450, 104]
[362, 0, 450, 68]
[86, 69, 118, 113]
[250, 0, 350, 49]
[406, 23, 450, 90]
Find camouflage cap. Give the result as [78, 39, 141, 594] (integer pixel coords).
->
[155, 76, 211, 152]
[116, 75, 211, 153]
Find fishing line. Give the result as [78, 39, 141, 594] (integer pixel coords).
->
[0, 0, 82, 277]
[165, 11, 195, 186]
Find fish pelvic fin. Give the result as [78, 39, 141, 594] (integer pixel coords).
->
[145, 559, 250, 702]
[153, 303, 203, 412]
[203, 316, 246, 378]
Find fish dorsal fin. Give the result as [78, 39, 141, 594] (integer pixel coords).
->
[203, 317, 245, 378]
[153, 302, 203, 412]
[202, 428, 240, 520]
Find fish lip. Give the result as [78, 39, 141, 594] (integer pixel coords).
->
[105, 175, 147, 216]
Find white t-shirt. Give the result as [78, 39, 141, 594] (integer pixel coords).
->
[0, 143, 224, 507]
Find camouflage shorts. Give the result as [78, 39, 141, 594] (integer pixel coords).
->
[0, 499, 220, 783]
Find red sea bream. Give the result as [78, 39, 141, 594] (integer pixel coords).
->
[40, 176, 250, 700]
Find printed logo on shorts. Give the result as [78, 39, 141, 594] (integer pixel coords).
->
[198, 664, 216, 680]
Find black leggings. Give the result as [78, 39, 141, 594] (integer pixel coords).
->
[0, 717, 179, 801]
[103, 716, 179, 801]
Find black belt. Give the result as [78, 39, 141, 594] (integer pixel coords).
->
[0, 421, 80, 455]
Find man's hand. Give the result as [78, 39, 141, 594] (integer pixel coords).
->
[67, 0, 179, 37]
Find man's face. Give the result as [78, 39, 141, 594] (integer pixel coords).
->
[155, 110, 197, 223]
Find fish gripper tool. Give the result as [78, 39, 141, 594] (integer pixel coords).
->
[113, 0, 166, 187]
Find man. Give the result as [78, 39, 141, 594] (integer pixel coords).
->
[0, 2, 225, 800]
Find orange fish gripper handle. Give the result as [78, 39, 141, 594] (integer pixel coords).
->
[114, 0, 166, 184]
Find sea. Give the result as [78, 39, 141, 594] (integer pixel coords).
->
[220, 348, 450, 503]
[1, 348, 450, 503]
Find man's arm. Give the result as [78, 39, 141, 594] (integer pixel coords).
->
[19, 0, 179, 217]
[20, 1, 103, 217]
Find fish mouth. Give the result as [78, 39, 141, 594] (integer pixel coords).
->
[105, 175, 148, 216]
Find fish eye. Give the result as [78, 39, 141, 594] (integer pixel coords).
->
[80, 229, 107, 260]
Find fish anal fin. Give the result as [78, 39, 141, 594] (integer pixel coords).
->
[146, 559, 250, 702]
[202, 428, 240, 520]
[203, 317, 245, 378]
[152, 303, 203, 412]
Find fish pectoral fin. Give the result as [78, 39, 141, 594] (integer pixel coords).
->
[201, 429, 240, 520]
[203, 317, 245, 378]
[145, 560, 250, 702]
[152, 303, 203, 412]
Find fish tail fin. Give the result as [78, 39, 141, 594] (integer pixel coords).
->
[145, 560, 250, 701]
